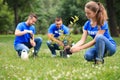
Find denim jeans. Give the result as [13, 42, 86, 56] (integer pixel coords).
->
[46, 41, 60, 55]
[14, 37, 42, 56]
[84, 34, 116, 61]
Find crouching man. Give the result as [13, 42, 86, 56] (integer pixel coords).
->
[14, 13, 42, 58]
[46, 17, 72, 57]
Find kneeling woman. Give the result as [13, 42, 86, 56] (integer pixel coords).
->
[70, 1, 116, 64]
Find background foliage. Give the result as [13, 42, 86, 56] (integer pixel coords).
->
[0, 0, 120, 36]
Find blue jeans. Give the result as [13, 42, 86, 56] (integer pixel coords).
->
[14, 37, 42, 56]
[84, 35, 116, 61]
[46, 41, 60, 55]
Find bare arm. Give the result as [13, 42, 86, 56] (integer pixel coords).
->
[15, 30, 27, 36]
[80, 29, 105, 49]
[70, 29, 105, 53]
[73, 30, 88, 47]
[30, 34, 36, 47]
[48, 33, 64, 46]
[70, 30, 88, 52]
[15, 29, 33, 36]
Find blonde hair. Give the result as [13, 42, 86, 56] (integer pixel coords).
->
[85, 1, 108, 27]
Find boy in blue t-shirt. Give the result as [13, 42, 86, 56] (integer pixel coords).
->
[46, 17, 69, 57]
[14, 13, 42, 57]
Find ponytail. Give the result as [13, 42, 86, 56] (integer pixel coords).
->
[96, 2, 108, 27]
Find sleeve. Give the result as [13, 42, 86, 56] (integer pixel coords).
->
[63, 26, 69, 34]
[48, 24, 54, 34]
[31, 26, 36, 34]
[101, 21, 108, 30]
[83, 21, 89, 30]
[16, 23, 23, 31]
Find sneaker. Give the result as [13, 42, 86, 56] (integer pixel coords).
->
[52, 54, 56, 58]
[67, 54, 70, 58]
[95, 59, 104, 64]
[32, 54, 39, 58]
[32, 50, 39, 58]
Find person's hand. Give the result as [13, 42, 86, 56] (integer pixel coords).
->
[30, 39, 36, 47]
[70, 46, 82, 53]
[64, 45, 70, 50]
[58, 41, 64, 46]
[24, 30, 33, 34]
[64, 46, 72, 55]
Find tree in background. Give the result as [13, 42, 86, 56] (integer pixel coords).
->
[60, 0, 88, 26]
[59, 0, 90, 34]
[95, 0, 119, 37]
[114, 0, 120, 33]
[106, 0, 119, 37]
[33, 0, 63, 34]
[3, 0, 34, 28]
[0, 0, 13, 34]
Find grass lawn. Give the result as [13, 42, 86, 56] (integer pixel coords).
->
[0, 34, 120, 80]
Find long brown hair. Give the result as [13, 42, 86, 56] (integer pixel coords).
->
[85, 1, 108, 27]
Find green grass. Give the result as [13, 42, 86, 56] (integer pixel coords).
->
[0, 34, 120, 80]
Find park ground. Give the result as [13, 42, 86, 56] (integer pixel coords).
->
[0, 34, 120, 80]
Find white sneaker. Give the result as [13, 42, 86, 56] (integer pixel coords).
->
[67, 54, 70, 58]
[51, 55, 56, 58]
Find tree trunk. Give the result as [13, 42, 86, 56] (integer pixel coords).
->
[13, 3, 19, 29]
[106, 0, 119, 37]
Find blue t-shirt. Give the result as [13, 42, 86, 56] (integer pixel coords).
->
[14, 22, 35, 46]
[83, 20, 116, 46]
[48, 23, 69, 38]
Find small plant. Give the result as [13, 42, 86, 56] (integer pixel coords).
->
[59, 16, 79, 49]
[70, 15, 79, 25]
[57, 30, 73, 50]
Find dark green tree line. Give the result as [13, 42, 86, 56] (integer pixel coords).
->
[0, 0, 120, 36]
